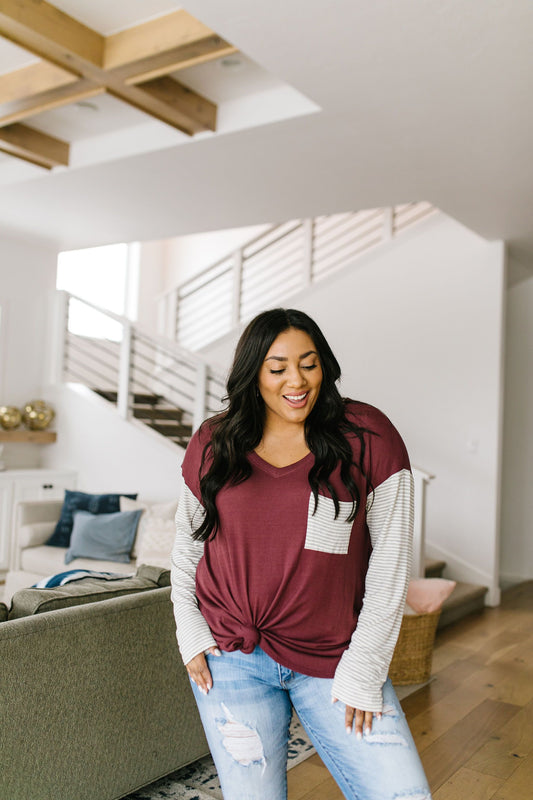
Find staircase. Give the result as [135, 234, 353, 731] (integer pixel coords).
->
[94, 390, 193, 448]
[50, 203, 492, 626]
[53, 295, 226, 452]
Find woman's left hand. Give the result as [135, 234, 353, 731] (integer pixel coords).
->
[332, 697, 380, 738]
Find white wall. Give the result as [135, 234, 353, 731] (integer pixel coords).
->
[500, 268, 533, 583]
[0, 232, 184, 499]
[0, 235, 59, 468]
[135, 240, 168, 336]
[41, 384, 183, 502]
[163, 223, 270, 288]
[136, 225, 270, 338]
[202, 214, 507, 603]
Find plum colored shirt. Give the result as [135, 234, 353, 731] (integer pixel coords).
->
[171, 401, 413, 712]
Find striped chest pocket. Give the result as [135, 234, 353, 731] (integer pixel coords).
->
[304, 493, 354, 554]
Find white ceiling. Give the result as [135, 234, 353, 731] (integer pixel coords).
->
[0, 0, 532, 264]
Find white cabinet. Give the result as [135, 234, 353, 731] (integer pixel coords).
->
[0, 483, 12, 572]
[0, 469, 77, 573]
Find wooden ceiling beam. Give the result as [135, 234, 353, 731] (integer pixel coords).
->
[0, 77, 208, 136]
[0, 79, 104, 127]
[105, 83, 199, 137]
[0, 122, 69, 169]
[0, 0, 104, 71]
[0, 145, 49, 169]
[118, 36, 237, 86]
[136, 77, 217, 132]
[0, 4, 227, 163]
[0, 71, 212, 136]
[104, 10, 237, 83]
[104, 10, 219, 70]
[0, 61, 77, 104]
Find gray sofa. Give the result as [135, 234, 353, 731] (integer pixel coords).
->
[6, 499, 147, 601]
[0, 568, 209, 800]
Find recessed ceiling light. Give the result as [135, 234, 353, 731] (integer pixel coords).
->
[219, 56, 243, 70]
[74, 101, 99, 112]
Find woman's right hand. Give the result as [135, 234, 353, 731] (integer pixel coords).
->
[186, 646, 221, 694]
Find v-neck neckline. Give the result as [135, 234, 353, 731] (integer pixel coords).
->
[248, 449, 314, 478]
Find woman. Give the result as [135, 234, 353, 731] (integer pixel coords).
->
[171, 308, 432, 800]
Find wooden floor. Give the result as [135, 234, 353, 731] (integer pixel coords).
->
[287, 581, 533, 800]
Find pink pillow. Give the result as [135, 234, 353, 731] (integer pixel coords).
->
[406, 578, 457, 614]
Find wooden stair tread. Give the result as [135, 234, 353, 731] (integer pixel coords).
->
[424, 558, 446, 578]
[442, 581, 488, 610]
[91, 387, 193, 448]
[147, 422, 192, 437]
[94, 389, 163, 405]
[133, 408, 184, 421]
[131, 394, 163, 405]
[438, 581, 488, 629]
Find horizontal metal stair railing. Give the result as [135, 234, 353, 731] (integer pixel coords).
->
[160, 202, 437, 351]
[53, 290, 226, 443]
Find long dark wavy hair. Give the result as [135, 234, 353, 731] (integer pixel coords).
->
[193, 308, 373, 541]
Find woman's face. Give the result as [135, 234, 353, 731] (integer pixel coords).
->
[257, 327, 323, 430]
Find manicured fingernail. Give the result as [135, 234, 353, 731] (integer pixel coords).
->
[213, 648, 222, 656]
[345, 726, 351, 735]
[377, 713, 382, 720]
[365, 727, 371, 735]
[356, 731, 363, 740]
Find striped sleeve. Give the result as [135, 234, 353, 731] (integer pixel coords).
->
[331, 468, 414, 711]
[170, 474, 217, 665]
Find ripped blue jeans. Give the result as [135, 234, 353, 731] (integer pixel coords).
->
[190, 646, 432, 800]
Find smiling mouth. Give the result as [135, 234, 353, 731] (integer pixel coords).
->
[283, 391, 309, 408]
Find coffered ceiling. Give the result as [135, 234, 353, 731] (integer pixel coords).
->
[0, 2, 235, 168]
[0, 0, 532, 265]
[0, 1, 314, 172]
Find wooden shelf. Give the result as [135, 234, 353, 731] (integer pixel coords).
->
[0, 430, 57, 443]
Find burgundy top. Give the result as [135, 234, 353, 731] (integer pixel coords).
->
[181, 401, 410, 678]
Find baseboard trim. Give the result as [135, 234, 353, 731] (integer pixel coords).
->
[500, 571, 531, 589]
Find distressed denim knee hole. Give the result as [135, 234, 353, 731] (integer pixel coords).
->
[364, 731, 409, 746]
[216, 702, 267, 771]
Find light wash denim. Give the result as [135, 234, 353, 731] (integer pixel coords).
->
[190, 646, 432, 800]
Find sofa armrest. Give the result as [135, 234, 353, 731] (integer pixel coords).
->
[18, 522, 56, 549]
[16, 499, 64, 527]
[10, 500, 63, 570]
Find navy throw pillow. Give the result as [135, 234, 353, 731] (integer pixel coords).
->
[46, 490, 138, 548]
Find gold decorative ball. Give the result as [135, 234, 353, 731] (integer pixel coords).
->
[22, 400, 55, 431]
[0, 406, 22, 429]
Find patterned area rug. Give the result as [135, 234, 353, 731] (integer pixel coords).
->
[125, 714, 314, 800]
[125, 682, 429, 800]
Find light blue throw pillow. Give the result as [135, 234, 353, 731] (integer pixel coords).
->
[65, 509, 142, 565]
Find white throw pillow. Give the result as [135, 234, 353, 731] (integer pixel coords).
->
[135, 518, 176, 570]
[120, 497, 177, 560]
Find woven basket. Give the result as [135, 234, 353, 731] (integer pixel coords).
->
[388, 609, 441, 685]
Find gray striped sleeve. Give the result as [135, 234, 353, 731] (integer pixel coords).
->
[331, 468, 414, 711]
[170, 475, 217, 665]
